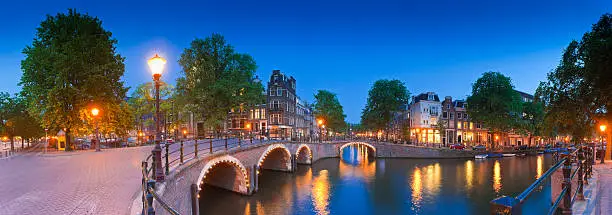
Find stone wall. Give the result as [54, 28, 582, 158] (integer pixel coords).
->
[374, 143, 479, 158]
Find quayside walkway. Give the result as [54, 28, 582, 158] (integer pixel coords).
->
[574, 160, 612, 215]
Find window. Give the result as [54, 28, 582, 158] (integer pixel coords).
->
[447, 104, 450, 109]
[464, 114, 468, 119]
[261, 109, 266, 119]
[442, 112, 448, 119]
[269, 88, 274, 96]
[464, 122, 468, 129]
[250, 110, 254, 119]
[271, 100, 280, 109]
[277, 88, 282, 96]
[255, 109, 260, 119]
[450, 113, 454, 120]
[457, 122, 462, 129]
[457, 113, 462, 119]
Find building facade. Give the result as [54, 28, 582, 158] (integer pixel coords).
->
[267, 70, 297, 139]
[409, 92, 442, 144]
[440, 96, 489, 147]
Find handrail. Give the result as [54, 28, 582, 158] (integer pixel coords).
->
[490, 145, 594, 214]
[139, 138, 291, 214]
[548, 186, 568, 215]
[516, 157, 566, 202]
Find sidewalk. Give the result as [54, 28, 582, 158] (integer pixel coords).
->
[573, 160, 612, 215]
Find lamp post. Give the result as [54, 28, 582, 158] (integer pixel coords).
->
[149, 54, 166, 181]
[246, 123, 252, 143]
[317, 119, 324, 143]
[600, 124, 607, 163]
[91, 108, 100, 152]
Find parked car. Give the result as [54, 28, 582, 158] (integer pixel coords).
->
[472, 145, 486, 151]
[450, 144, 465, 150]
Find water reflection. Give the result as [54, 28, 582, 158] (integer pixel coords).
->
[465, 160, 474, 190]
[493, 160, 502, 193]
[311, 170, 330, 215]
[536, 155, 543, 179]
[200, 147, 554, 215]
[411, 168, 423, 209]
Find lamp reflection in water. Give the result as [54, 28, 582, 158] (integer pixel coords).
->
[411, 168, 423, 209]
[536, 155, 543, 179]
[465, 160, 474, 190]
[493, 160, 502, 193]
[410, 162, 441, 211]
[311, 169, 330, 215]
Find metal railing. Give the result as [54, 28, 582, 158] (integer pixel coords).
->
[140, 135, 285, 215]
[490, 145, 595, 215]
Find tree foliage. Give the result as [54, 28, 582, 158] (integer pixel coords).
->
[361, 79, 409, 133]
[314, 90, 346, 132]
[0, 93, 44, 150]
[19, 9, 128, 150]
[537, 14, 612, 142]
[176, 34, 264, 130]
[466, 72, 522, 134]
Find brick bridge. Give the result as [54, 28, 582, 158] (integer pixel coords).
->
[154, 141, 478, 214]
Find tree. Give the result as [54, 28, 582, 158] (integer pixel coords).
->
[466, 72, 522, 147]
[360, 79, 409, 140]
[128, 82, 174, 136]
[519, 98, 545, 146]
[176, 34, 264, 132]
[20, 9, 128, 151]
[314, 90, 346, 132]
[0, 94, 44, 150]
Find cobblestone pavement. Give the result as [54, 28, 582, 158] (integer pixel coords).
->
[0, 146, 153, 215]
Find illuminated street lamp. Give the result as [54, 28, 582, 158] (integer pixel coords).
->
[91, 108, 101, 152]
[149, 54, 166, 181]
[44, 128, 48, 154]
[183, 129, 187, 139]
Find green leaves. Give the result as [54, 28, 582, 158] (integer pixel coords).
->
[466, 72, 521, 133]
[177, 34, 264, 130]
[361, 79, 409, 132]
[19, 9, 128, 149]
[314, 90, 346, 132]
[537, 13, 612, 142]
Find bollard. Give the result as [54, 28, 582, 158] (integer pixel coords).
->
[239, 136, 242, 147]
[194, 140, 198, 158]
[577, 148, 585, 200]
[191, 183, 199, 215]
[561, 155, 572, 213]
[250, 136, 253, 144]
[209, 139, 213, 154]
[146, 180, 156, 215]
[165, 145, 170, 175]
[225, 137, 228, 150]
[180, 141, 184, 164]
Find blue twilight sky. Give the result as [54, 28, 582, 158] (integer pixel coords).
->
[0, 0, 610, 123]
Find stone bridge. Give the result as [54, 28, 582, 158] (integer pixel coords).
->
[154, 141, 478, 214]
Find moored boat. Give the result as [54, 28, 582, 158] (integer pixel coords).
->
[475, 154, 488, 159]
[502, 153, 516, 157]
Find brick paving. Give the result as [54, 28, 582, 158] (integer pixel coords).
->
[574, 160, 612, 215]
[0, 146, 153, 215]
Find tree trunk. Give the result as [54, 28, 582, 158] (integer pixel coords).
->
[10, 135, 14, 151]
[65, 128, 72, 151]
[21, 138, 24, 149]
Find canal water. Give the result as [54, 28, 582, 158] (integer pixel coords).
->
[199, 145, 555, 215]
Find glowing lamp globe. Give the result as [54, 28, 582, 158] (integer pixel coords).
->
[91, 108, 100, 117]
[601, 124, 607, 132]
[148, 54, 166, 77]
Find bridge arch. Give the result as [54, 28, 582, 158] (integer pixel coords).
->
[196, 155, 250, 195]
[257, 144, 292, 172]
[339, 142, 376, 157]
[295, 144, 312, 164]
